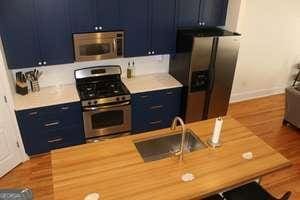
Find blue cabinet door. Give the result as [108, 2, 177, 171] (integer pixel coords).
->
[68, 0, 96, 33]
[176, 0, 201, 27]
[0, 0, 40, 69]
[151, 0, 176, 55]
[35, 0, 74, 65]
[120, 0, 150, 57]
[95, 0, 120, 31]
[199, 0, 228, 26]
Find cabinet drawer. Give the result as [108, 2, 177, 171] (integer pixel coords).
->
[46, 125, 85, 151]
[132, 87, 182, 133]
[16, 102, 82, 130]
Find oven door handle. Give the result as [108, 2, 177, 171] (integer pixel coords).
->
[83, 101, 130, 111]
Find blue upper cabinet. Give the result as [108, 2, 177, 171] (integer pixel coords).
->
[68, 0, 96, 33]
[150, 0, 176, 55]
[0, 0, 40, 68]
[199, 0, 228, 26]
[120, 0, 150, 57]
[35, 0, 74, 66]
[95, 0, 120, 31]
[177, 0, 201, 27]
[177, 0, 228, 27]
[69, 0, 120, 33]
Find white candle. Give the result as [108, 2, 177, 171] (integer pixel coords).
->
[212, 117, 223, 144]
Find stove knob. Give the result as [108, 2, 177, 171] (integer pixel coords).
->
[116, 97, 120, 101]
[94, 100, 98, 105]
[88, 101, 91, 106]
[122, 97, 126, 100]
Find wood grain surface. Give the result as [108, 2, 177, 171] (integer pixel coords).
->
[0, 94, 299, 199]
[51, 117, 290, 200]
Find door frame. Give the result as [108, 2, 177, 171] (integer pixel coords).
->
[0, 37, 28, 162]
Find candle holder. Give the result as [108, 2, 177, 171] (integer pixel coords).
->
[207, 138, 222, 148]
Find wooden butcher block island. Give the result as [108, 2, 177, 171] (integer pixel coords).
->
[51, 117, 291, 200]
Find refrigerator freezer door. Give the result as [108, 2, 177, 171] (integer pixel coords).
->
[185, 91, 206, 123]
[207, 36, 241, 119]
[190, 37, 214, 72]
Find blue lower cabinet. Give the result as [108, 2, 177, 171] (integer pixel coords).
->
[132, 87, 182, 133]
[16, 102, 85, 156]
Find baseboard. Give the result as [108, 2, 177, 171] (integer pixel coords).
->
[230, 87, 286, 103]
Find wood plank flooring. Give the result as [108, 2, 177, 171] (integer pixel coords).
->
[0, 94, 299, 199]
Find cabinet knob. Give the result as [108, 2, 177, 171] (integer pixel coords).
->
[148, 51, 151, 55]
[203, 22, 206, 26]
[38, 62, 42, 66]
[99, 26, 103, 30]
[94, 26, 98, 30]
[43, 61, 47, 65]
[152, 51, 155, 54]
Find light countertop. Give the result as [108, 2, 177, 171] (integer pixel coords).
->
[51, 117, 291, 200]
[14, 84, 79, 111]
[14, 73, 182, 111]
[122, 73, 182, 94]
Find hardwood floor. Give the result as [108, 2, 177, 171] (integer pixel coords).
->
[0, 94, 299, 199]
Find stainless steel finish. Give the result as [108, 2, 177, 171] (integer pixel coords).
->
[75, 65, 122, 80]
[150, 105, 163, 110]
[207, 36, 241, 118]
[149, 120, 162, 125]
[190, 37, 213, 72]
[170, 117, 186, 162]
[185, 92, 206, 123]
[86, 132, 131, 143]
[29, 112, 38, 116]
[48, 138, 63, 143]
[83, 101, 130, 111]
[73, 31, 124, 62]
[134, 129, 207, 162]
[81, 95, 131, 107]
[44, 121, 60, 127]
[83, 104, 131, 138]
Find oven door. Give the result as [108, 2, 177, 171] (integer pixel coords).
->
[83, 102, 131, 139]
[74, 38, 117, 62]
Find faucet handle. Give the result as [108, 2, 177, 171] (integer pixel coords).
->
[170, 149, 182, 158]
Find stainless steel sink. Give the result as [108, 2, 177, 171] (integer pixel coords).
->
[134, 130, 207, 162]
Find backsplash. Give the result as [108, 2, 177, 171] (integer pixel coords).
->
[10, 55, 170, 88]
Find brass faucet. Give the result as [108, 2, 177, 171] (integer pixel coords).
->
[171, 117, 186, 162]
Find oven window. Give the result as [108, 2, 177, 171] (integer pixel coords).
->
[79, 43, 111, 56]
[91, 110, 124, 129]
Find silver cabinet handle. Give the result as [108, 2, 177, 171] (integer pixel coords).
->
[61, 106, 69, 110]
[140, 95, 149, 98]
[166, 92, 173, 95]
[149, 120, 162, 125]
[29, 111, 38, 116]
[48, 138, 63, 143]
[150, 105, 163, 110]
[44, 121, 60, 127]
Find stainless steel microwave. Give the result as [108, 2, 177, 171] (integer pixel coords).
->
[73, 31, 124, 62]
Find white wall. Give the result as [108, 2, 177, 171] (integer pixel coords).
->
[227, 0, 300, 102]
[11, 55, 170, 88]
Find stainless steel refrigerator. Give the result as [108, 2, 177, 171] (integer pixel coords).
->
[170, 27, 241, 123]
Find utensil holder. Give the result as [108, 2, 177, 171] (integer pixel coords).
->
[30, 80, 40, 92]
[16, 81, 28, 95]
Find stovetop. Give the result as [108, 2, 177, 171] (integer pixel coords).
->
[77, 81, 129, 100]
[74, 66, 131, 108]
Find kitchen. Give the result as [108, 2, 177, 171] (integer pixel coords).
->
[0, 0, 300, 199]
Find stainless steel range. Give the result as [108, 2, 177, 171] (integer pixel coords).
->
[75, 66, 131, 142]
